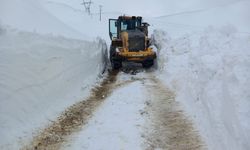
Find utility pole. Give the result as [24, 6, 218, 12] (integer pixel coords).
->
[82, 0, 93, 15]
[99, 5, 102, 21]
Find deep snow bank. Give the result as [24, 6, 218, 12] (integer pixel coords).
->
[153, 27, 250, 150]
[0, 27, 107, 149]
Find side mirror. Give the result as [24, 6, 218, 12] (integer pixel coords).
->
[115, 22, 118, 27]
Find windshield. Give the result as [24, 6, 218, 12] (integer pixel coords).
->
[121, 19, 139, 31]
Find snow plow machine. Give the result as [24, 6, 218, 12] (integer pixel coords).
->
[109, 16, 156, 69]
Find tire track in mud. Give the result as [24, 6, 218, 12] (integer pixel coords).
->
[144, 75, 205, 150]
[22, 68, 205, 150]
[22, 71, 119, 150]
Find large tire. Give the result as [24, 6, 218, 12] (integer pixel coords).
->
[109, 46, 116, 62]
[110, 46, 122, 70]
[142, 60, 154, 68]
[111, 60, 122, 70]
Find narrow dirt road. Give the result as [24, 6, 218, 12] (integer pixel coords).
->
[23, 69, 205, 150]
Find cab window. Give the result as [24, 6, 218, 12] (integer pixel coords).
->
[109, 19, 117, 39]
[121, 20, 136, 31]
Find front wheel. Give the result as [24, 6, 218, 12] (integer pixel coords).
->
[142, 60, 154, 68]
[111, 60, 122, 70]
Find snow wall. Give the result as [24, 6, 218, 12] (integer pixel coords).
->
[153, 27, 250, 150]
[0, 26, 107, 149]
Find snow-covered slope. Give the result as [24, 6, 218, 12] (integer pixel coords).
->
[0, 0, 87, 39]
[37, 0, 103, 39]
[148, 0, 250, 37]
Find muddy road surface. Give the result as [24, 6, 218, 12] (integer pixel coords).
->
[22, 71, 119, 150]
[144, 76, 204, 149]
[23, 68, 205, 150]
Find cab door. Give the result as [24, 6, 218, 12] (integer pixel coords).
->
[109, 19, 118, 40]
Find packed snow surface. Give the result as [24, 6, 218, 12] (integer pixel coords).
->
[64, 79, 146, 150]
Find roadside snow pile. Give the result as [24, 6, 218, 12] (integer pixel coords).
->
[153, 26, 250, 150]
[0, 26, 107, 149]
